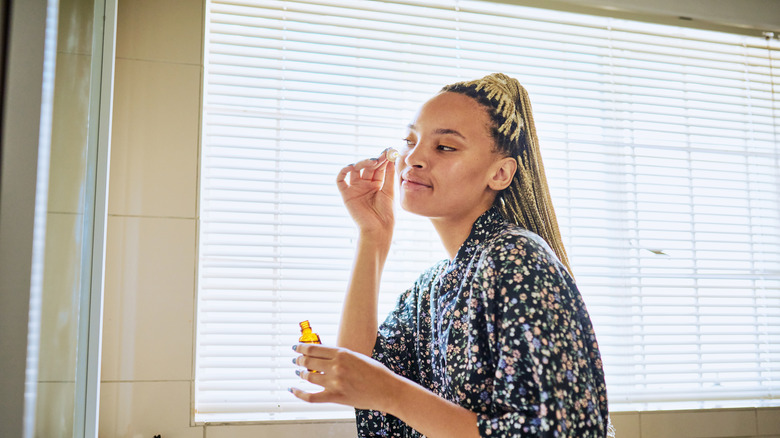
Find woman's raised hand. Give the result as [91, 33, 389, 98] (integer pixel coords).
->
[336, 148, 396, 237]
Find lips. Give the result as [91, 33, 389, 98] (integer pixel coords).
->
[401, 172, 432, 189]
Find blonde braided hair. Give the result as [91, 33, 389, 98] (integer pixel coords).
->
[442, 73, 571, 273]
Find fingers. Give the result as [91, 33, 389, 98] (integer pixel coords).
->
[292, 344, 335, 382]
[289, 386, 334, 404]
[383, 160, 395, 198]
[293, 342, 336, 358]
[295, 366, 327, 386]
[336, 164, 354, 192]
[291, 345, 336, 404]
[291, 362, 348, 406]
[370, 148, 397, 190]
[292, 344, 347, 383]
[335, 148, 396, 190]
[355, 157, 388, 182]
[294, 355, 329, 373]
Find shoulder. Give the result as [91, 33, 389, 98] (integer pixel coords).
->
[480, 223, 566, 275]
[472, 224, 580, 321]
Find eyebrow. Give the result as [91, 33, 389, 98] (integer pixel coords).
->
[407, 124, 466, 140]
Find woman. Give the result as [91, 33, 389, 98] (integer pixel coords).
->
[291, 73, 610, 437]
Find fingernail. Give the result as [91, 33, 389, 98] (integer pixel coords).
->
[292, 357, 297, 365]
[369, 158, 378, 161]
[288, 387, 294, 394]
[295, 369, 302, 377]
[292, 344, 297, 351]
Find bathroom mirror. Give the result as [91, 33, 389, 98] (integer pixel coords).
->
[31, 0, 115, 435]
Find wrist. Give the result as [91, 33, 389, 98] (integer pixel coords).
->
[381, 371, 410, 416]
[376, 375, 482, 438]
[357, 229, 393, 253]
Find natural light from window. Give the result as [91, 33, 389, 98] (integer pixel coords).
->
[195, 0, 780, 423]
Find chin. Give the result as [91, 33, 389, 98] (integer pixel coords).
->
[399, 199, 436, 218]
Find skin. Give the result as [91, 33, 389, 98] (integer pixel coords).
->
[290, 92, 518, 438]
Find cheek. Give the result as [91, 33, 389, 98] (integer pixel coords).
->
[448, 162, 485, 180]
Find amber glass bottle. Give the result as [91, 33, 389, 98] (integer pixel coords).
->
[298, 320, 321, 344]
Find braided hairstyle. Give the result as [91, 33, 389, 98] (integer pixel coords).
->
[441, 73, 571, 273]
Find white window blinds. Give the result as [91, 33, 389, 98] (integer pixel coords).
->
[195, 0, 780, 422]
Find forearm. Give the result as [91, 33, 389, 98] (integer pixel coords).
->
[337, 232, 391, 356]
[386, 376, 481, 438]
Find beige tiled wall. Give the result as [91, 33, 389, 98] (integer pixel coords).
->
[100, 0, 203, 436]
[99, 1, 780, 437]
[611, 409, 780, 438]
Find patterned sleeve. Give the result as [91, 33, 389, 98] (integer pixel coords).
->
[475, 233, 608, 437]
[371, 284, 422, 381]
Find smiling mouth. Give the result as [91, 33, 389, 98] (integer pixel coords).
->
[401, 177, 432, 189]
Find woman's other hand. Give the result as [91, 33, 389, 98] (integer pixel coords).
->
[336, 148, 396, 239]
[290, 343, 481, 438]
[290, 343, 401, 412]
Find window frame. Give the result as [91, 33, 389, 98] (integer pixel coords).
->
[194, 0, 780, 424]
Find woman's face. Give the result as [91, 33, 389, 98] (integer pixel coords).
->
[398, 91, 511, 223]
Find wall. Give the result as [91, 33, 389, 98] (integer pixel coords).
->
[557, 0, 780, 33]
[98, 0, 780, 437]
[99, 0, 202, 436]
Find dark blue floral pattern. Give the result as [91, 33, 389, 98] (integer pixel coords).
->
[356, 207, 609, 437]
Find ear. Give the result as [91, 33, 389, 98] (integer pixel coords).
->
[488, 156, 517, 191]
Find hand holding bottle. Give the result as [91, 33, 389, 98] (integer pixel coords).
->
[290, 343, 404, 413]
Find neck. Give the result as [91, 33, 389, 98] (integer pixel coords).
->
[430, 207, 490, 260]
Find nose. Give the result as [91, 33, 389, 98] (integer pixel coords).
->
[402, 141, 426, 168]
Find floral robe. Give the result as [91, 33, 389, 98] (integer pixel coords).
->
[356, 207, 609, 437]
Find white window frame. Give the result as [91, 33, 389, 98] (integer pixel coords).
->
[195, 0, 780, 423]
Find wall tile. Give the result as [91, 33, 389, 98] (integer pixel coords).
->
[116, 0, 203, 65]
[102, 215, 196, 381]
[640, 408, 757, 438]
[611, 411, 641, 438]
[206, 420, 357, 438]
[109, 58, 200, 218]
[758, 407, 780, 436]
[100, 381, 203, 438]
